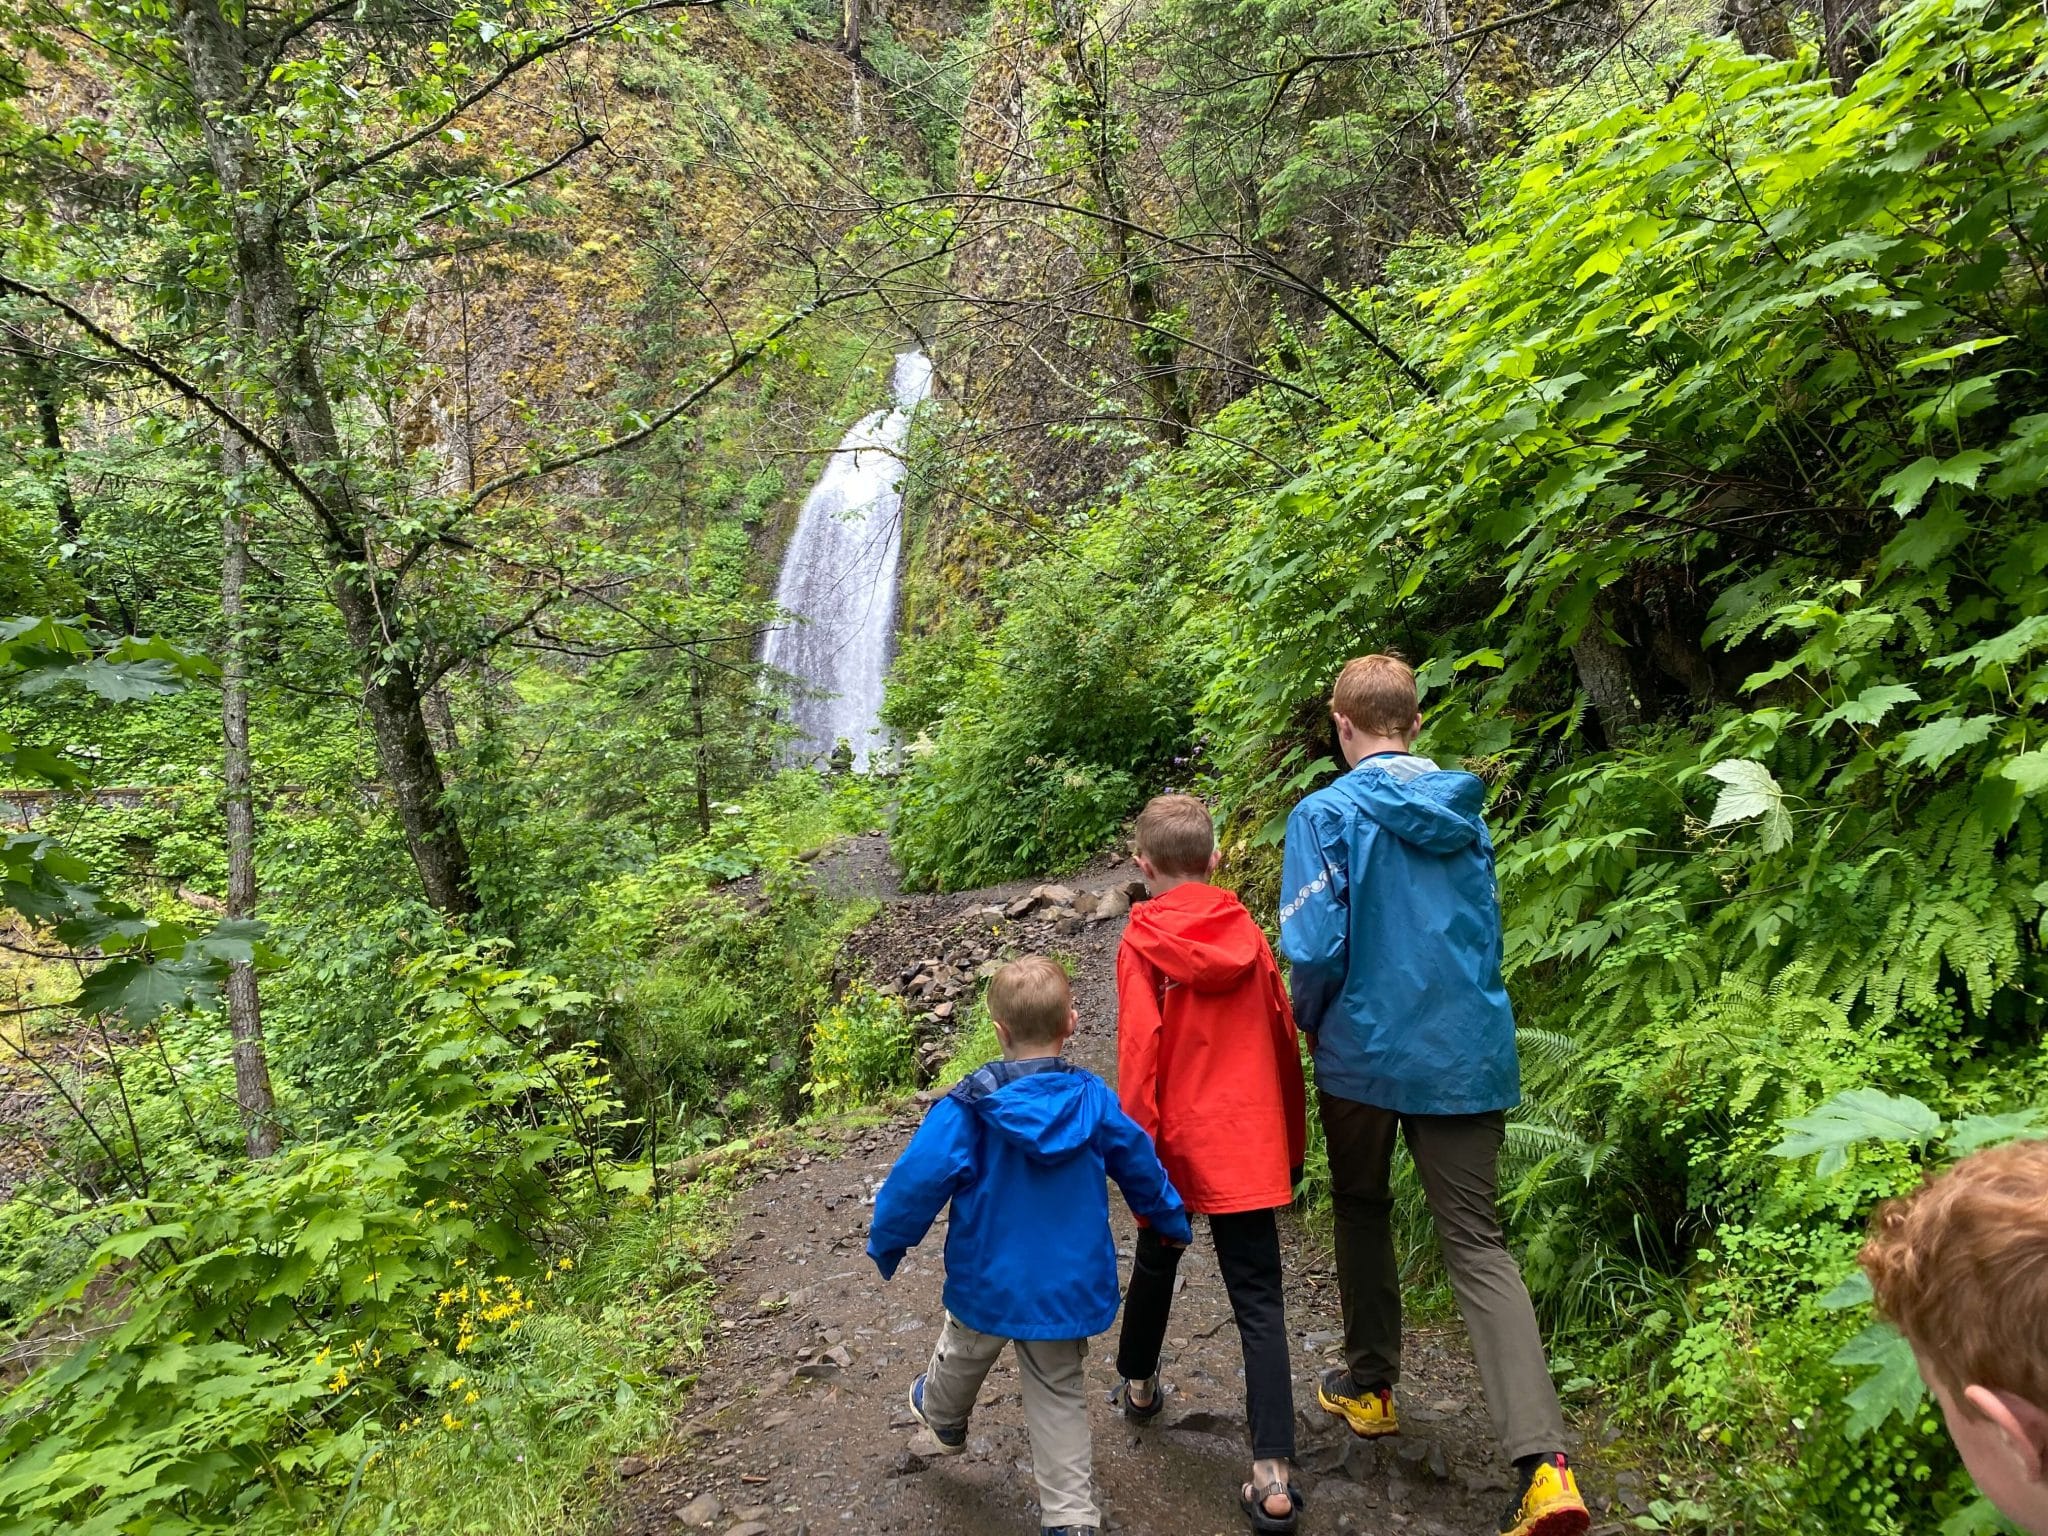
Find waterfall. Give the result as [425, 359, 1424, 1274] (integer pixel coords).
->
[762, 349, 933, 770]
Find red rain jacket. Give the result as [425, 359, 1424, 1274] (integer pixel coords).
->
[1116, 882, 1307, 1215]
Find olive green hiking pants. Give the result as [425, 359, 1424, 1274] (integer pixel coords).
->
[1320, 1091, 1568, 1463]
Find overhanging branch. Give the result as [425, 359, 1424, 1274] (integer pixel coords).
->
[0, 276, 332, 522]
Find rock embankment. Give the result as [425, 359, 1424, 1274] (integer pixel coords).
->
[838, 865, 1153, 1081]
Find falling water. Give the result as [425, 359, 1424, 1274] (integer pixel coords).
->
[762, 350, 933, 769]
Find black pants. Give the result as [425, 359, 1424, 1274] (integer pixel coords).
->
[1115, 1208, 1296, 1461]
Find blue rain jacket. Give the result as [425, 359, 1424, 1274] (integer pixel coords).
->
[1279, 753, 1521, 1116]
[867, 1057, 1191, 1340]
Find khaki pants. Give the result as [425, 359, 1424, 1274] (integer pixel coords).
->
[1320, 1092, 1567, 1462]
[920, 1312, 1096, 1528]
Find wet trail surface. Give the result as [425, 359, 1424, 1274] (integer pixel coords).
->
[617, 856, 1609, 1536]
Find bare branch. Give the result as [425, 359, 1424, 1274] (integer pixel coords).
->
[0, 277, 332, 522]
[298, 0, 727, 206]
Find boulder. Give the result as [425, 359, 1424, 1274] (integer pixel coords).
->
[1004, 896, 1038, 919]
[676, 1493, 722, 1526]
[1089, 888, 1130, 923]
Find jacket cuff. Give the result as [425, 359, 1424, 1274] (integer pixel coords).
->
[1153, 1208, 1193, 1245]
[868, 1244, 903, 1281]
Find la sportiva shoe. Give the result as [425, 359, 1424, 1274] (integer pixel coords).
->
[1316, 1367, 1399, 1438]
[1499, 1453, 1591, 1536]
[905, 1373, 966, 1456]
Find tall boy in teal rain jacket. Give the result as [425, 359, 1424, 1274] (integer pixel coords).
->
[869, 955, 1190, 1536]
[1280, 654, 1589, 1536]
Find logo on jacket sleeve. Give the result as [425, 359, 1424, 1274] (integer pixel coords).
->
[1278, 870, 1329, 927]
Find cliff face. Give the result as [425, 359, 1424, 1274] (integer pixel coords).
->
[902, 0, 1629, 630]
[389, 8, 946, 514]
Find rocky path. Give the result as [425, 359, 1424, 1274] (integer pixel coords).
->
[617, 851, 1612, 1536]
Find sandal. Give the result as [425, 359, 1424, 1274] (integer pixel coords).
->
[1110, 1374, 1165, 1422]
[1238, 1478, 1304, 1535]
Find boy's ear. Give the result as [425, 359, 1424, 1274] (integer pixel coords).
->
[1206, 847, 1221, 875]
[991, 1016, 1013, 1051]
[1062, 1006, 1078, 1041]
[1964, 1386, 2048, 1480]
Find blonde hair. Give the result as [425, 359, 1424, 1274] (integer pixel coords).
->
[1859, 1138, 2048, 1409]
[1332, 653, 1419, 737]
[1134, 794, 1215, 879]
[985, 956, 1071, 1045]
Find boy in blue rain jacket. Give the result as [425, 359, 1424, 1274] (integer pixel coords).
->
[869, 955, 1190, 1536]
[1280, 654, 1589, 1536]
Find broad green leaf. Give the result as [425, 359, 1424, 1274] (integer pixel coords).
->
[1830, 1321, 1927, 1439]
[88, 1222, 189, 1266]
[1898, 715, 1997, 771]
[1815, 684, 1918, 733]
[1771, 1089, 1943, 1175]
[1704, 758, 1792, 852]
[71, 957, 221, 1022]
[2002, 752, 2048, 796]
[1932, 615, 2048, 675]
[600, 1164, 654, 1196]
[1817, 1270, 1874, 1310]
[1879, 450, 1997, 513]
[1945, 1110, 2047, 1156]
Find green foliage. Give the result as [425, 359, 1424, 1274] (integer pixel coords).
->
[898, 1, 2048, 1526]
[0, 945, 662, 1536]
[891, 537, 1201, 889]
[805, 981, 914, 1110]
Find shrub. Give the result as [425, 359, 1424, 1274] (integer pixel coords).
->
[805, 982, 914, 1110]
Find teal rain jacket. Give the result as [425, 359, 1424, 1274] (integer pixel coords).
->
[867, 1058, 1191, 1340]
[1278, 753, 1520, 1116]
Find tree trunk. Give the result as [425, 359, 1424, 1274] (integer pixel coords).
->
[690, 654, 711, 836]
[842, 0, 860, 57]
[176, 0, 478, 916]
[1420, 0, 1478, 145]
[1571, 621, 1640, 745]
[218, 431, 281, 1158]
[1723, 0, 1794, 58]
[23, 344, 83, 548]
[1050, 0, 1190, 444]
[1820, 0, 1878, 92]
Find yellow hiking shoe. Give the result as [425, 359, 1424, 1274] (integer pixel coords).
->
[1315, 1368, 1399, 1438]
[1500, 1454, 1590, 1536]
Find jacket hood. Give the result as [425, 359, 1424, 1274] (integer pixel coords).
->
[950, 1059, 1101, 1163]
[1337, 754, 1487, 854]
[1123, 882, 1266, 992]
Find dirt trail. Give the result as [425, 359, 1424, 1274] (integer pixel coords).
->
[618, 849, 1610, 1536]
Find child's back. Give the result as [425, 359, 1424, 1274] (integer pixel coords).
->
[868, 955, 1188, 1536]
[871, 1056, 1184, 1338]
[1118, 882, 1305, 1213]
[1113, 794, 1309, 1533]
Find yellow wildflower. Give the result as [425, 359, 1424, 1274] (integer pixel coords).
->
[329, 1367, 349, 1393]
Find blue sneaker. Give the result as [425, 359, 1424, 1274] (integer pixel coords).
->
[906, 1373, 966, 1455]
[1041, 1528, 1099, 1535]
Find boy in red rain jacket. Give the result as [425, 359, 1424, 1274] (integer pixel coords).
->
[1112, 793, 1308, 1535]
